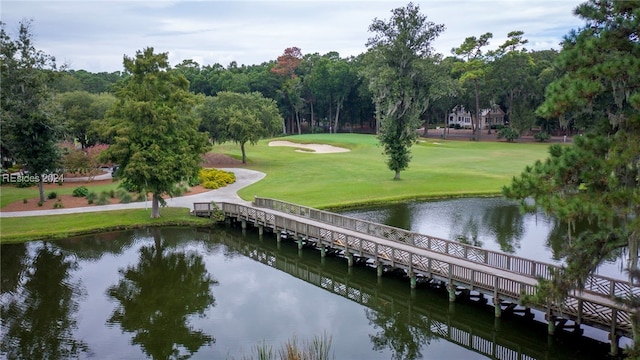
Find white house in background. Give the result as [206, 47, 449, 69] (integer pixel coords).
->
[480, 105, 506, 129]
[447, 105, 507, 129]
[447, 105, 473, 128]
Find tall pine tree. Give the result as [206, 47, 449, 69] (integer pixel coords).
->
[503, 0, 640, 354]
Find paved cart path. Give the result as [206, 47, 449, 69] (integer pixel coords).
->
[0, 168, 265, 218]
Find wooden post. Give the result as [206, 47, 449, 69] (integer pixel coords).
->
[258, 225, 263, 236]
[609, 333, 620, 357]
[276, 231, 281, 243]
[241, 219, 247, 229]
[547, 313, 556, 335]
[377, 263, 383, 277]
[320, 243, 326, 258]
[347, 253, 353, 267]
[610, 308, 619, 356]
[494, 297, 502, 318]
[410, 273, 417, 289]
[448, 283, 456, 302]
[298, 236, 303, 250]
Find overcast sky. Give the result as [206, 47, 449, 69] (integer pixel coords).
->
[2, 0, 585, 73]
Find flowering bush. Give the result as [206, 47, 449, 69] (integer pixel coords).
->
[198, 168, 236, 189]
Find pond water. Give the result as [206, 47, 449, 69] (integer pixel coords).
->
[339, 197, 628, 280]
[0, 224, 621, 359]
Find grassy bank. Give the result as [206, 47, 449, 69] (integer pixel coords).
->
[0, 208, 212, 243]
[216, 133, 552, 209]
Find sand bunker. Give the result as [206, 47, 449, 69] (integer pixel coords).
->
[268, 141, 350, 154]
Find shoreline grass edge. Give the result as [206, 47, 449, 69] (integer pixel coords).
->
[0, 207, 214, 243]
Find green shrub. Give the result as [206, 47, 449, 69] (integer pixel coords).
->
[16, 180, 35, 188]
[119, 193, 133, 204]
[171, 182, 190, 197]
[72, 186, 89, 197]
[534, 131, 551, 142]
[37, 201, 43, 207]
[53, 202, 64, 209]
[22, 198, 28, 204]
[198, 168, 236, 190]
[496, 127, 520, 142]
[116, 189, 133, 204]
[95, 191, 110, 205]
[86, 192, 97, 202]
[47, 191, 57, 199]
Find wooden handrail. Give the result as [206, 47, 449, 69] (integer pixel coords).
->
[251, 197, 637, 301]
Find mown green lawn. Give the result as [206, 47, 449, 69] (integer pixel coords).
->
[214, 133, 552, 209]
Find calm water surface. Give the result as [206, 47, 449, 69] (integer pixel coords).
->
[340, 197, 628, 280]
[0, 221, 620, 359]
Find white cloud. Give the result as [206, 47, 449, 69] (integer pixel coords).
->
[2, 0, 583, 72]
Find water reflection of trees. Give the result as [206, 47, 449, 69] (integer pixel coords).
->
[546, 218, 626, 269]
[0, 243, 89, 359]
[450, 212, 482, 247]
[0, 243, 27, 295]
[481, 203, 525, 253]
[55, 231, 137, 261]
[366, 303, 434, 360]
[106, 229, 217, 359]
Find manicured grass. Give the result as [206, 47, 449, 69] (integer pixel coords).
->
[215, 133, 553, 209]
[0, 181, 121, 208]
[0, 207, 212, 243]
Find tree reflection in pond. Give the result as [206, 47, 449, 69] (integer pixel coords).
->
[0, 244, 89, 359]
[481, 202, 525, 253]
[106, 229, 217, 359]
[366, 304, 435, 360]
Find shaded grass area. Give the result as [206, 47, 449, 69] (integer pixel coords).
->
[215, 133, 552, 209]
[0, 208, 212, 243]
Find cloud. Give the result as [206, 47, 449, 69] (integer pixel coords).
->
[2, 0, 583, 72]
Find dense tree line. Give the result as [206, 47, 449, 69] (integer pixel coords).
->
[37, 32, 565, 139]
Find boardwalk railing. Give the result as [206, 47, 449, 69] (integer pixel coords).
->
[253, 197, 639, 302]
[212, 200, 634, 339]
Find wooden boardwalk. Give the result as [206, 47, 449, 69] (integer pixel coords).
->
[193, 197, 637, 354]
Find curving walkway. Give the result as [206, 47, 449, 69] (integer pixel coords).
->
[0, 168, 265, 218]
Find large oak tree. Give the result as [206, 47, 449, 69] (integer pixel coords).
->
[105, 47, 207, 218]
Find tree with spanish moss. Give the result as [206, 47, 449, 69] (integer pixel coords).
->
[364, 2, 445, 180]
